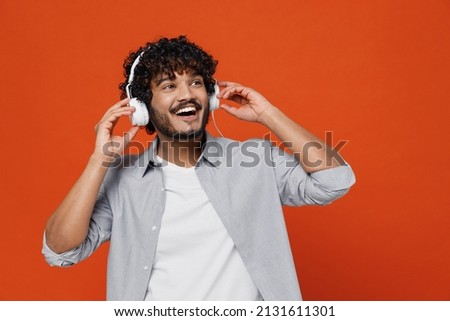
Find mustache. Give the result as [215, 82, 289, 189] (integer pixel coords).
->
[169, 99, 202, 114]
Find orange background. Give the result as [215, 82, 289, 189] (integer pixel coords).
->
[1, 0, 449, 300]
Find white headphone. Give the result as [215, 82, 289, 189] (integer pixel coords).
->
[126, 51, 220, 126]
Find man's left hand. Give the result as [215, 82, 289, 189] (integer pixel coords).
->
[217, 81, 275, 123]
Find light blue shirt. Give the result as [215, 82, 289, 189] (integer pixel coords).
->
[42, 133, 356, 300]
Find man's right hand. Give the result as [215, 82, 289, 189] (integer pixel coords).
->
[93, 98, 141, 164]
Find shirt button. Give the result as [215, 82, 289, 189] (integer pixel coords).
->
[151, 226, 158, 232]
[161, 187, 165, 192]
[143, 266, 149, 271]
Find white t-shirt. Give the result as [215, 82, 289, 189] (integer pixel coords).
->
[145, 159, 261, 301]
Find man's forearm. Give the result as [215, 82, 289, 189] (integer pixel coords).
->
[45, 154, 109, 254]
[258, 106, 344, 173]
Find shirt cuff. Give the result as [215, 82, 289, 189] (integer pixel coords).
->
[42, 232, 78, 267]
[309, 163, 356, 191]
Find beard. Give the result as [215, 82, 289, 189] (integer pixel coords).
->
[149, 100, 209, 142]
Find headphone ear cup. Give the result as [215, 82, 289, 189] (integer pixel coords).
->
[129, 98, 149, 126]
[209, 83, 220, 111]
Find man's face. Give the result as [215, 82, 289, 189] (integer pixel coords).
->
[149, 71, 209, 141]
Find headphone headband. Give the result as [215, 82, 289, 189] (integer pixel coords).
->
[125, 51, 144, 99]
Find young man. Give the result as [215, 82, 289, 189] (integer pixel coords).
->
[43, 36, 355, 300]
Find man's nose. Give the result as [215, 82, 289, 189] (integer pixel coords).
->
[177, 84, 193, 102]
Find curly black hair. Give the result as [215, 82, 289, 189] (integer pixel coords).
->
[119, 35, 218, 134]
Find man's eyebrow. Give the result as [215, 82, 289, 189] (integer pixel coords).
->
[153, 72, 202, 86]
[155, 77, 172, 86]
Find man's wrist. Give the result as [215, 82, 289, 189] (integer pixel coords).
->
[89, 152, 116, 168]
[257, 105, 280, 128]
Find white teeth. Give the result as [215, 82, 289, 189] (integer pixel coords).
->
[175, 106, 196, 115]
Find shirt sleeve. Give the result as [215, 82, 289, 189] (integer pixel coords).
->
[271, 145, 356, 206]
[42, 185, 113, 267]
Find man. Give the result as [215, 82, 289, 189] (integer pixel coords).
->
[43, 36, 355, 300]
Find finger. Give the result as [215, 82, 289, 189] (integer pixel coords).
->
[102, 98, 131, 118]
[123, 126, 140, 146]
[217, 80, 240, 88]
[100, 106, 135, 123]
[225, 94, 249, 105]
[220, 85, 250, 100]
[104, 109, 134, 125]
[217, 81, 243, 97]
[220, 104, 239, 116]
[96, 109, 134, 133]
[102, 105, 135, 119]
[220, 87, 253, 107]
[110, 98, 130, 111]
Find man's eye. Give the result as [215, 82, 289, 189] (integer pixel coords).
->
[162, 84, 175, 90]
[192, 80, 203, 86]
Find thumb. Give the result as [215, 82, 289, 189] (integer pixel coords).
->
[220, 104, 239, 116]
[123, 126, 140, 147]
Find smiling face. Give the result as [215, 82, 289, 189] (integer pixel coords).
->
[149, 70, 210, 141]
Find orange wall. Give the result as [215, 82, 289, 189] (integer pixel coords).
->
[1, 0, 449, 300]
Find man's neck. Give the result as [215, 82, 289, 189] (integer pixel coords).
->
[156, 134, 205, 168]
